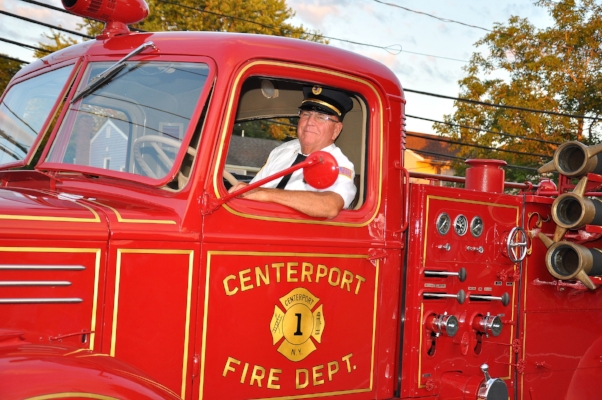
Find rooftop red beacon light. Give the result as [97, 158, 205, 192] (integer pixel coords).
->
[61, 0, 149, 38]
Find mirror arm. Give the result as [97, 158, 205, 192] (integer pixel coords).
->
[217, 153, 325, 206]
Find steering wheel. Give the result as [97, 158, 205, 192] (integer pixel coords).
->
[506, 227, 528, 263]
[133, 135, 196, 178]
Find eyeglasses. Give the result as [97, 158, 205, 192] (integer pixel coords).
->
[298, 110, 340, 124]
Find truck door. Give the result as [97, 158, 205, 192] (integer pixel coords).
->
[196, 62, 402, 400]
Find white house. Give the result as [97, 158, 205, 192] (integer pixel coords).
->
[90, 119, 128, 172]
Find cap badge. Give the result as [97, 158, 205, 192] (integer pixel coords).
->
[312, 86, 322, 95]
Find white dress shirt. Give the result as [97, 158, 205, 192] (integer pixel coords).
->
[251, 140, 357, 209]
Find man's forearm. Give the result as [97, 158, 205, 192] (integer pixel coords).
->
[246, 188, 344, 219]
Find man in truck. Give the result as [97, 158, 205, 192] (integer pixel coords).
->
[228, 86, 356, 219]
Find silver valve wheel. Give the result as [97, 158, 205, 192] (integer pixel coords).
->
[506, 227, 528, 263]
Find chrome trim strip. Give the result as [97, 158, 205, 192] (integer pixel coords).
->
[0, 298, 82, 304]
[0, 281, 71, 286]
[0, 265, 85, 270]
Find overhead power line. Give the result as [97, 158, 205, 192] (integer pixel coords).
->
[20, 0, 71, 15]
[0, 10, 93, 39]
[373, 0, 491, 32]
[155, 0, 468, 61]
[408, 148, 540, 172]
[155, 0, 402, 53]
[406, 114, 562, 146]
[406, 131, 552, 159]
[0, 54, 29, 64]
[398, 49, 468, 63]
[21, 0, 147, 33]
[405, 88, 602, 121]
[0, 37, 52, 54]
[12, 0, 468, 62]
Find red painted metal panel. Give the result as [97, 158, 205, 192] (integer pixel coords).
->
[198, 250, 380, 400]
[104, 246, 198, 399]
[401, 184, 522, 399]
[0, 243, 104, 350]
[518, 199, 602, 399]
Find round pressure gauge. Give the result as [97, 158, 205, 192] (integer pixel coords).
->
[436, 212, 451, 235]
[454, 214, 468, 236]
[470, 216, 484, 238]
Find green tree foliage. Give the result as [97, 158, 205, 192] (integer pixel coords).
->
[233, 118, 298, 141]
[434, 0, 602, 181]
[80, 0, 325, 42]
[0, 56, 23, 93]
[33, 30, 79, 58]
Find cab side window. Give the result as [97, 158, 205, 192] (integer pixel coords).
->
[224, 77, 367, 210]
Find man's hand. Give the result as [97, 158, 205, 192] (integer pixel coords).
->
[227, 181, 269, 202]
[228, 181, 249, 193]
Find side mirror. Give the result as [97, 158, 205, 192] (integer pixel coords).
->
[303, 151, 338, 189]
[219, 151, 339, 205]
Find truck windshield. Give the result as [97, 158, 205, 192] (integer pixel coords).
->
[0, 65, 74, 165]
[46, 61, 209, 183]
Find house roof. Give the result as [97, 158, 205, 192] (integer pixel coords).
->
[405, 131, 459, 165]
[226, 135, 281, 168]
[90, 119, 128, 143]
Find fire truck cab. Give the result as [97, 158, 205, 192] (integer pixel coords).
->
[0, 0, 601, 399]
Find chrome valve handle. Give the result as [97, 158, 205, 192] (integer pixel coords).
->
[427, 312, 459, 338]
[477, 364, 509, 400]
[472, 313, 503, 337]
[481, 364, 492, 381]
[467, 246, 484, 253]
[424, 267, 467, 282]
[423, 289, 466, 304]
[469, 293, 510, 307]
[507, 227, 528, 263]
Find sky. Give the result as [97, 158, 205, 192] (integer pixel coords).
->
[0, 0, 554, 135]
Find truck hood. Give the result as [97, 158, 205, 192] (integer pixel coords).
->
[0, 187, 109, 241]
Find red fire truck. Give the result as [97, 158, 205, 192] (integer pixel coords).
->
[0, 0, 601, 399]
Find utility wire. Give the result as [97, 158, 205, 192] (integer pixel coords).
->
[0, 37, 52, 54]
[405, 88, 602, 121]
[13, 0, 467, 61]
[406, 131, 552, 159]
[373, 0, 491, 32]
[406, 114, 562, 146]
[409, 148, 540, 172]
[0, 10, 93, 39]
[18, 0, 401, 54]
[0, 54, 29, 64]
[156, 0, 403, 54]
[398, 49, 468, 63]
[20, 0, 71, 15]
[20, 0, 147, 32]
[155, 0, 468, 61]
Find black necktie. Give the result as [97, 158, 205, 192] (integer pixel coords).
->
[276, 153, 307, 189]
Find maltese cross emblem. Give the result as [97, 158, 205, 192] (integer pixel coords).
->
[269, 288, 325, 362]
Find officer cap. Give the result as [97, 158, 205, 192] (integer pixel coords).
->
[299, 85, 353, 121]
